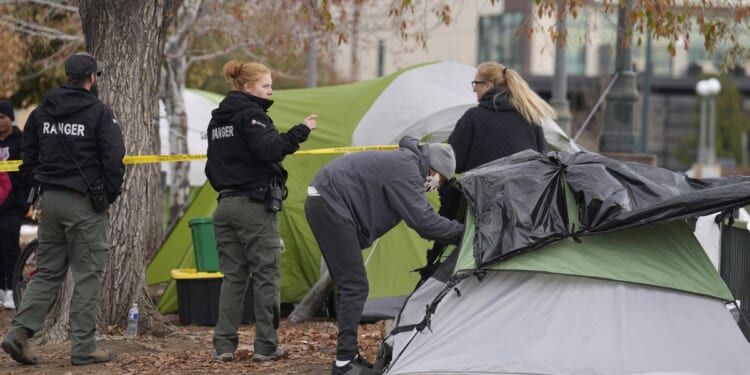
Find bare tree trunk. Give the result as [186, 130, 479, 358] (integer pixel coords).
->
[34, 0, 180, 344]
[161, 0, 202, 228]
[349, 2, 361, 81]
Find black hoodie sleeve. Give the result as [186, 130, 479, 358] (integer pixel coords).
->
[20, 110, 40, 187]
[243, 112, 311, 162]
[96, 107, 125, 203]
[448, 111, 476, 174]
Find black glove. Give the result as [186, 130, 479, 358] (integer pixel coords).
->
[437, 177, 461, 220]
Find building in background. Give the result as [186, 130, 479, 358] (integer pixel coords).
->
[332, 0, 750, 172]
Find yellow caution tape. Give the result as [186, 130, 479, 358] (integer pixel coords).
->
[123, 154, 208, 164]
[0, 144, 399, 172]
[293, 145, 398, 155]
[0, 160, 22, 172]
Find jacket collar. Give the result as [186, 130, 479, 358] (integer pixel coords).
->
[478, 86, 514, 112]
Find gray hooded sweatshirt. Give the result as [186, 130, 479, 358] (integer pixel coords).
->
[311, 136, 464, 249]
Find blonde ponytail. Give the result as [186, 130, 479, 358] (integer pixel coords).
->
[476, 61, 557, 125]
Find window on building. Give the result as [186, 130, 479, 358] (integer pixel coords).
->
[565, 15, 588, 75]
[477, 12, 524, 70]
[650, 42, 674, 76]
[632, 36, 675, 77]
[684, 16, 733, 73]
[596, 13, 618, 76]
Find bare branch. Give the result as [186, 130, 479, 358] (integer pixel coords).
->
[170, 0, 203, 47]
[0, 0, 79, 12]
[186, 43, 253, 65]
[17, 40, 81, 80]
[0, 14, 82, 41]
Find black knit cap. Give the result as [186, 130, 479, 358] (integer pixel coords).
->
[65, 53, 100, 77]
[0, 100, 13, 121]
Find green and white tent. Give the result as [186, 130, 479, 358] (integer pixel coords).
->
[147, 61, 576, 317]
[382, 150, 750, 375]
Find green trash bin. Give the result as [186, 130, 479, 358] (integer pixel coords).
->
[189, 217, 220, 272]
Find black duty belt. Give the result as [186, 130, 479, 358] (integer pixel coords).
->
[217, 191, 249, 200]
[42, 184, 81, 193]
[217, 188, 267, 202]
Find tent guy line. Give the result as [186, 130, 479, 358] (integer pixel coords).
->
[0, 144, 401, 172]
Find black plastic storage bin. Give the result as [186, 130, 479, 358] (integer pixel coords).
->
[720, 220, 750, 341]
[171, 269, 254, 326]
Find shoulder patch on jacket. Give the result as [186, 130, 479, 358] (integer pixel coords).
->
[251, 119, 268, 128]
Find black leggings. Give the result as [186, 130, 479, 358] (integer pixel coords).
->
[0, 214, 22, 291]
[304, 196, 368, 362]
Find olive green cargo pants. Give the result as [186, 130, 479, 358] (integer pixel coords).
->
[212, 196, 282, 356]
[11, 190, 109, 356]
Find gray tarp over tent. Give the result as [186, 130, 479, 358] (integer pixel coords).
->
[381, 150, 750, 375]
[463, 150, 750, 266]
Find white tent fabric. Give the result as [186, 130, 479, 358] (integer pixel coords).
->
[693, 209, 750, 271]
[387, 271, 750, 375]
[694, 214, 722, 270]
[159, 90, 214, 186]
[352, 61, 476, 145]
[352, 61, 579, 151]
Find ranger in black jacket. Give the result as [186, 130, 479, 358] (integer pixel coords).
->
[207, 60, 316, 364]
[205, 90, 310, 194]
[20, 84, 124, 202]
[3, 53, 124, 367]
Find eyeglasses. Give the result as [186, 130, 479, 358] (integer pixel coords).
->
[471, 80, 488, 88]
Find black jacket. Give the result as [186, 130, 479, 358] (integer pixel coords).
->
[205, 91, 310, 192]
[21, 84, 126, 203]
[0, 127, 30, 216]
[448, 87, 547, 174]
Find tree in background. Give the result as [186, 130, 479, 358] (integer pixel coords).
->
[673, 75, 749, 168]
[0, 1, 81, 106]
[534, 0, 750, 67]
[714, 76, 750, 165]
[7, 0, 180, 344]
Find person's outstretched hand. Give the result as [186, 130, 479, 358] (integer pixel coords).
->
[303, 114, 318, 130]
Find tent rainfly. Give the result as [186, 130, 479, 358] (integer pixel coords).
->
[380, 150, 750, 375]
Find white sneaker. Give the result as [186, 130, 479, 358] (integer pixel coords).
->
[3, 290, 15, 310]
[0, 289, 5, 308]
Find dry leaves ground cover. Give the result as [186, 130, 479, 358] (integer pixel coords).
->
[0, 309, 386, 374]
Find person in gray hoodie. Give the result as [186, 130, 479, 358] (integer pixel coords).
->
[304, 136, 464, 375]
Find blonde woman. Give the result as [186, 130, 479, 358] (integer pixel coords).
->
[448, 61, 556, 174]
[205, 61, 317, 362]
[431, 62, 557, 245]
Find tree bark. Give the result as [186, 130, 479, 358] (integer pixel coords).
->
[161, 0, 202, 231]
[34, 0, 180, 344]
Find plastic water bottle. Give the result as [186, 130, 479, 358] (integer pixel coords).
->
[126, 303, 139, 337]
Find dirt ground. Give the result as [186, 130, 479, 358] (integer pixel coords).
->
[0, 308, 386, 375]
